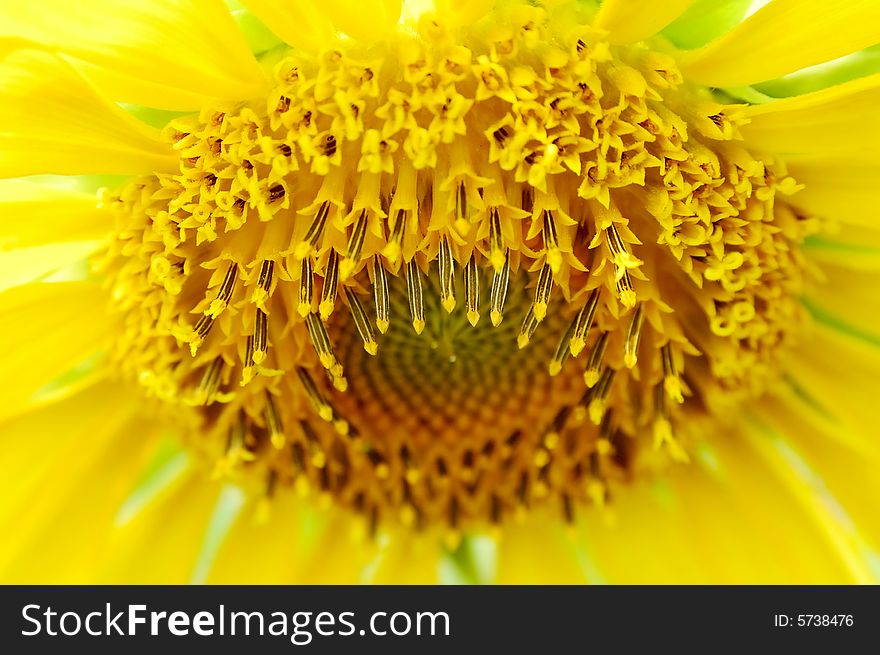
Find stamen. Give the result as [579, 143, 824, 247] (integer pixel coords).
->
[295, 201, 330, 260]
[194, 356, 224, 405]
[616, 271, 636, 308]
[532, 262, 553, 322]
[298, 257, 314, 318]
[405, 259, 426, 335]
[341, 210, 368, 280]
[252, 308, 269, 364]
[517, 307, 539, 349]
[319, 250, 339, 321]
[465, 255, 480, 326]
[569, 289, 599, 357]
[207, 262, 238, 317]
[265, 391, 285, 448]
[586, 367, 615, 425]
[584, 332, 609, 387]
[305, 312, 341, 374]
[662, 343, 684, 404]
[454, 182, 469, 235]
[542, 210, 561, 274]
[295, 366, 333, 422]
[488, 208, 505, 272]
[489, 250, 510, 327]
[549, 314, 577, 376]
[438, 234, 456, 313]
[372, 256, 390, 334]
[382, 209, 406, 263]
[345, 287, 378, 355]
[623, 305, 644, 369]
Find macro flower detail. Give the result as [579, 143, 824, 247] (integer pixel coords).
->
[3, 0, 880, 583]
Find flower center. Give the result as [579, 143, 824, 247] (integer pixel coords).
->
[101, 2, 817, 532]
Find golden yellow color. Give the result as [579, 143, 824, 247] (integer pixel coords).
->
[1, 0, 879, 584]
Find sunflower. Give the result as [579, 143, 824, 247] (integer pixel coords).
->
[1, 0, 879, 585]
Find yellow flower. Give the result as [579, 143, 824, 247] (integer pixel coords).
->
[2, 0, 880, 584]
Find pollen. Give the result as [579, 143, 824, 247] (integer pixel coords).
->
[100, 3, 818, 533]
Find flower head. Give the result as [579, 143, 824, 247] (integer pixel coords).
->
[2, 0, 880, 583]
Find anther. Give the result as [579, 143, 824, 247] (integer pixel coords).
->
[661, 343, 684, 403]
[624, 305, 643, 369]
[532, 262, 553, 322]
[549, 313, 577, 376]
[490, 250, 510, 326]
[195, 357, 224, 405]
[438, 234, 456, 313]
[295, 366, 334, 422]
[265, 392, 285, 448]
[341, 210, 367, 280]
[268, 184, 285, 203]
[382, 209, 406, 263]
[344, 287, 378, 355]
[406, 260, 426, 334]
[517, 307, 539, 349]
[372, 256, 390, 334]
[298, 257, 313, 318]
[454, 183, 469, 235]
[305, 312, 341, 374]
[296, 201, 330, 260]
[252, 308, 269, 364]
[584, 332, 609, 387]
[616, 271, 636, 308]
[542, 210, 562, 274]
[488, 208, 506, 271]
[319, 250, 339, 320]
[569, 289, 599, 357]
[586, 367, 615, 425]
[465, 255, 480, 326]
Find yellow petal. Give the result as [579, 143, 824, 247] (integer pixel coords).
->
[366, 531, 442, 583]
[495, 515, 592, 583]
[594, 0, 695, 45]
[433, 0, 495, 27]
[755, 393, 880, 554]
[785, 154, 879, 228]
[0, 180, 109, 249]
[679, 0, 880, 87]
[0, 382, 161, 583]
[806, 260, 880, 342]
[207, 498, 376, 583]
[318, 0, 403, 42]
[0, 0, 266, 111]
[738, 73, 880, 155]
[0, 281, 115, 422]
[742, 412, 878, 584]
[99, 468, 224, 583]
[0, 241, 100, 293]
[578, 433, 866, 583]
[240, 0, 336, 53]
[0, 50, 176, 177]
[784, 322, 880, 444]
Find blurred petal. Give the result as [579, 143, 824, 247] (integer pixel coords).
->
[240, 0, 335, 53]
[0, 180, 109, 249]
[662, 0, 753, 50]
[785, 154, 880, 228]
[679, 0, 880, 87]
[577, 433, 870, 583]
[0, 241, 100, 293]
[594, 0, 695, 45]
[0, 50, 176, 177]
[0, 381, 162, 583]
[0, 281, 114, 422]
[0, 0, 266, 110]
[738, 73, 880, 155]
